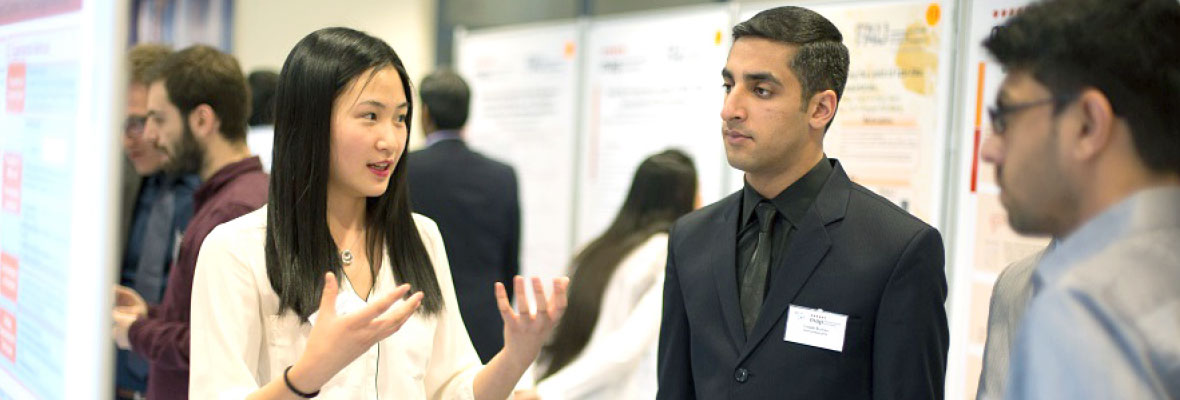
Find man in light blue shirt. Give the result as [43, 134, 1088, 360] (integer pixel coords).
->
[978, 0, 1180, 398]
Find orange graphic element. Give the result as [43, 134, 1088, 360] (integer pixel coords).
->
[970, 62, 986, 193]
[926, 3, 941, 26]
[564, 41, 577, 59]
[6, 63, 26, 114]
[0, 253, 17, 302]
[714, 30, 723, 45]
[2, 153, 20, 214]
[0, 308, 14, 362]
[994, 7, 1025, 19]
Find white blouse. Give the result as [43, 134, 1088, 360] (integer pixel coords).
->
[190, 206, 482, 399]
[531, 233, 668, 400]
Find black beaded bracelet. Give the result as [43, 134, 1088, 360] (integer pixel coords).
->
[283, 365, 320, 398]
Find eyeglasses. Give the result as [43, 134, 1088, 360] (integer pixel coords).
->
[987, 97, 1058, 134]
[124, 116, 147, 138]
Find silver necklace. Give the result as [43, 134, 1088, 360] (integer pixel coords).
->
[340, 249, 354, 265]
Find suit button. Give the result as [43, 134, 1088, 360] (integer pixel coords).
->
[734, 368, 749, 383]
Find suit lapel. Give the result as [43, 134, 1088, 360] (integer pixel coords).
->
[737, 160, 852, 362]
[739, 207, 831, 361]
[708, 192, 747, 350]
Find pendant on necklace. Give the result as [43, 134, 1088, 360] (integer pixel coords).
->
[341, 249, 354, 266]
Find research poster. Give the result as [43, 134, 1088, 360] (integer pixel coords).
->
[0, 0, 123, 398]
[576, 6, 731, 247]
[456, 22, 580, 278]
[945, 1, 1046, 399]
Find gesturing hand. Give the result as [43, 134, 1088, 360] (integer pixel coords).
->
[496, 276, 570, 363]
[288, 272, 423, 392]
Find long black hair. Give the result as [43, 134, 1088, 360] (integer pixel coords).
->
[266, 27, 443, 320]
[539, 149, 697, 379]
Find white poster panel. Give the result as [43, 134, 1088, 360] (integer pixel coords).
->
[0, 0, 125, 398]
[456, 22, 580, 279]
[735, 0, 956, 227]
[944, 2, 1048, 399]
[577, 6, 731, 248]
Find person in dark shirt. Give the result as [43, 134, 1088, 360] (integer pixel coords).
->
[407, 69, 521, 363]
[111, 45, 268, 400]
[657, 6, 947, 399]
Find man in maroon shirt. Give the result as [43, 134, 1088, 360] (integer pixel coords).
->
[111, 45, 269, 400]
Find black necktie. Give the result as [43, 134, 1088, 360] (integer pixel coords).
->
[740, 201, 776, 334]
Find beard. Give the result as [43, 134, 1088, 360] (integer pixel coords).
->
[162, 123, 204, 176]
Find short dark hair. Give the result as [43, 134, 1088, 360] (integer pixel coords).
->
[733, 6, 850, 105]
[128, 43, 171, 85]
[247, 70, 279, 126]
[984, 0, 1180, 174]
[147, 45, 250, 142]
[419, 69, 470, 130]
[267, 27, 444, 319]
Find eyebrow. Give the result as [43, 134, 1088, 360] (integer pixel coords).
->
[744, 72, 782, 86]
[720, 69, 782, 86]
[355, 100, 409, 110]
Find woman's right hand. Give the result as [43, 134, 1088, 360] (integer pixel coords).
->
[285, 272, 423, 392]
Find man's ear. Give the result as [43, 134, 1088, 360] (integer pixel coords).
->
[420, 104, 433, 128]
[808, 89, 838, 131]
[186, 104, 217, 139]
[1071, 88, 1115, 163]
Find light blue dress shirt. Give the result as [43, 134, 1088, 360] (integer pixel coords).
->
[1006, 187, 1180, 399]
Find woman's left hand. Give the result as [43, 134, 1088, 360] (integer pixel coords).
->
[495, 276, 569, 364]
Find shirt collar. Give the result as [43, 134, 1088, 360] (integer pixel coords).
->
[424, 130, 462, 147]
[146, 171, 201, 191]
[1033, 186, 1180, 293]
[740, 157, 833, 229]
[194, 156, 264, 210]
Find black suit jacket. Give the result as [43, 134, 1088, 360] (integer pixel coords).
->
[407, 139, 521, 363]
[658, 159, 948, 399]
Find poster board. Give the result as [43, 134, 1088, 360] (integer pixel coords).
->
[943, 1, 1047, 399]
[576, 5, 731, 248]
[0, 0, 125, 398]
[456, 22, 581, 278]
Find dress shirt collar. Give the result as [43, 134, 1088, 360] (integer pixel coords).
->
[740, 157, 833, 229]
[425, 130, 462, 147]
[1033, 186, 1180, 293]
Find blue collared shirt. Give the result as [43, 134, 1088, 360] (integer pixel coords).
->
[424, 129, 462, 147]
[116, 172, 198, 391]
[1006, 187, 1180, 399]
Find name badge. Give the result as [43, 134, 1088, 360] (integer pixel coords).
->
[783, 304, 848, 352]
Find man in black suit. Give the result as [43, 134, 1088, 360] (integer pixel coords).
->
[407, 69, 521, 364]
[657, 6, 948, 399]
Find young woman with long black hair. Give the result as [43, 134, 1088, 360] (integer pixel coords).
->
[189, 27, 567, 399]
[523, 150, 697, 399]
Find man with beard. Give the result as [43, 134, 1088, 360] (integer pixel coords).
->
[115, 43, 202, 400]
[111, 45, 269, 399]
[979, 0, 1180, 398]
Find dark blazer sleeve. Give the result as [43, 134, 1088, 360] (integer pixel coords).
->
[503, 167, 520, 296]
[656, 222, 696, 400]
[872, 227, 949, 400]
